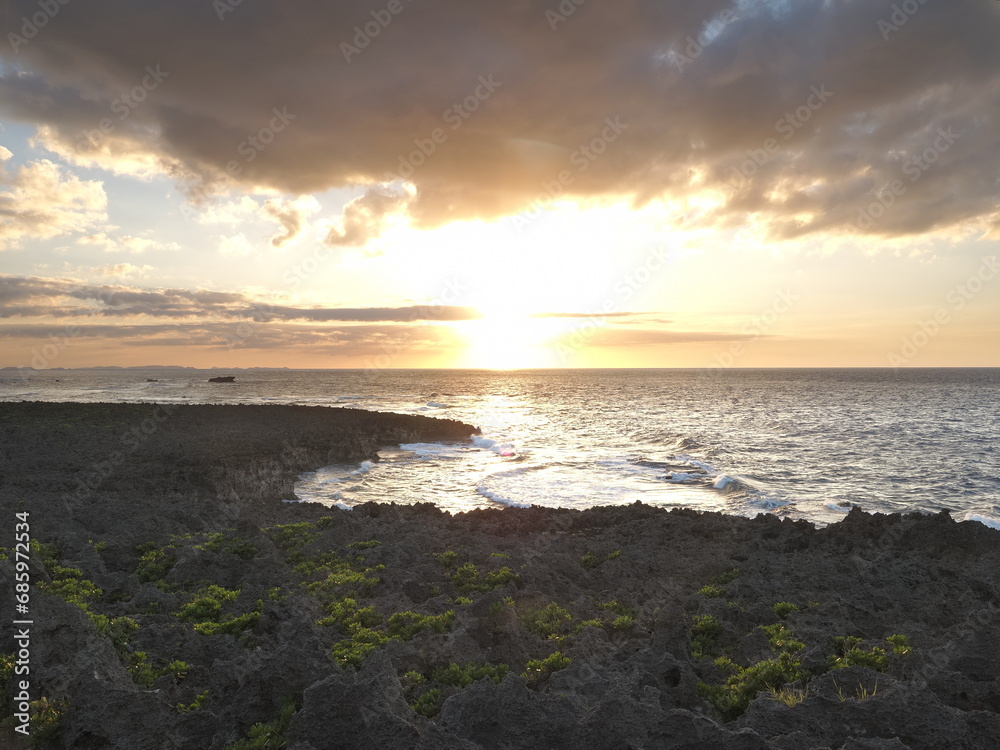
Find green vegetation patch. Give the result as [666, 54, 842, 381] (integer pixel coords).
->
[450, 563, 521, 595]
[581, 549, 621, 570]
[331, 610, 456, 668]
[689, 615, 724, 659]
[523, 651, 571, 685]
[698, 652, 807, 721]
[224, 697, 297, 750]
[404, 661, 509, 718]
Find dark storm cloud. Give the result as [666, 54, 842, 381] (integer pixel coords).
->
[0, 274, 482, 321]
[2, 0, 999, 238]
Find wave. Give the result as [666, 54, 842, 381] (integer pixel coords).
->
[824, 500, 857, 514]
[476, 485, 531, 508]
[472, 434, 516, 457]
[962, 512, 1000, 530]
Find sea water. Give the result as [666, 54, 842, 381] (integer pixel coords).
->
[3, 367, 998, 527]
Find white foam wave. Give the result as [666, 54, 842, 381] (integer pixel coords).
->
[962, 513, 1000, 530]
[665, 472, 708, 483]
[476, 485, 531, 508]
[426, 401, 449, 408]
[352, 460, 374, 476]
[472, 434, 516, 457]
[713, 475, 735, 490]
[824, 500, 856, 513]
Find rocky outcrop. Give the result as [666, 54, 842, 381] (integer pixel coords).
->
[1, 402, 998, 749]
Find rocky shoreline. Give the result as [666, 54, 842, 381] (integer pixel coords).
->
[1, 401, 998, 749]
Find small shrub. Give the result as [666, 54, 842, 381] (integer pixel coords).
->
[690, 615, 724, 659]
[522, 603, 574, 640]
[224, 697, 297, 750]
[697, 652, 805, 720]
[411, 689, 443, 718]
[176, 690, 210, 714]
[709, 568, 741, 585]
[886, 634, 911, 655]
[828, 636, 888, 672]
[436, 550, 458, 568]
[431, 662, 508, 688]
[523, 652, 571, 685]
[698, 584, 726, 598]
[347, 540, 381, 550]
[773, 602, 799, 619]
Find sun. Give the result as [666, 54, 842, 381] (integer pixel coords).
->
[458, 301, 572, 369]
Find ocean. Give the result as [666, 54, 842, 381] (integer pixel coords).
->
[3, 367, 998, 528]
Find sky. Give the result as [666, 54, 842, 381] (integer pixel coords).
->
[0, 0, 998, 370]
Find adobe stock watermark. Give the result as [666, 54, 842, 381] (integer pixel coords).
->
[545, 0, 588, 31]
[221, 243, 337, 350]
[7, 0, 72, 53]
[712, 288, 799, 368]
[17, 277, 128, 378]
[550, 245, 669, 363]
[670, 2, 741, 72]
[384, 75, 502, 181]
[214, 0, 247, 21]
[75, 65, 169, 154]
[877, 0, 933, 41]
[340, 0, 416, 62]
[887, 255, 998, 367]
[855, 127, 959, 230]
[727, 85, 834, 191]
[360, 278, 469, 374]
[509, 115, 628, 232]
[225, 106, 297, 177]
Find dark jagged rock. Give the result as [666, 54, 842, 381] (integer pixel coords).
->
[1, 401, 998, 749]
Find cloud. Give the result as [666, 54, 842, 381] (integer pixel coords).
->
[76, 232, 181, 254]
[198, 194, 321, 248]
[0, 274, 482, 322]
[5, 1, 997, 241]
[325, 186, 410, 247]
[218, 233, 255, 257]
[0, 156, 108, 249]
[263, 195, 321, 247]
